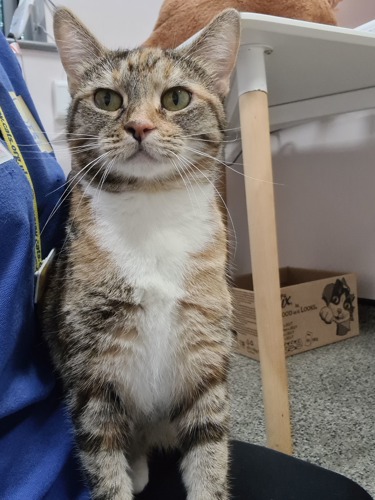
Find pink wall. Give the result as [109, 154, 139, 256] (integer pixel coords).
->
[44, 0, 163, 49]
[336, 0, 375, 27]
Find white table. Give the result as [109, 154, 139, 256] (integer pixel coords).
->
[228, 13, 375, 455]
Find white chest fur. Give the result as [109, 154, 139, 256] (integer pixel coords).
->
[86, 183, 217, 414]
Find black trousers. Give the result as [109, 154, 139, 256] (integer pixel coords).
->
[136, 440, 373, 500]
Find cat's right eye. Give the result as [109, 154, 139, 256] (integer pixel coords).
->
[94, 89, 123, 112]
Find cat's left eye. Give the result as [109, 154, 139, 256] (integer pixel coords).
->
[161, 87, 191, 111]
[94, 89, 123, 111]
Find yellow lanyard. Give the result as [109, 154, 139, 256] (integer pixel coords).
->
[0, 106, 43, 270]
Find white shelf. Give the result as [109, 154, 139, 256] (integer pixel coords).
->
[226, 13, 375, 161]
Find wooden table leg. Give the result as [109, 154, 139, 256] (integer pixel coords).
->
[238, 89, 293, 454]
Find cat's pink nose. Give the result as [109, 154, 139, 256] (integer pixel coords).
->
[125, 120, 155, 142]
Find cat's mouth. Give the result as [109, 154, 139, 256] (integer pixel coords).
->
[114, 142, 175, 181]
[334, 312, 349, 322]
[131, 150, 153, 160]
[128, 144, 158, 162]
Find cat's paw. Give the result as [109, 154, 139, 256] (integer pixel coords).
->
[320, 306, 334, 324]
[130, 455, 149, 494]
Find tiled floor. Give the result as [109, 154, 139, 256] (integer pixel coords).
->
[229, 304, 375, 497]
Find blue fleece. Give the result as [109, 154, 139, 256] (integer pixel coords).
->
[0, 33, 90, 499]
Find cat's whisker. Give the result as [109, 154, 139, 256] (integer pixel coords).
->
[174, 154, 209, 216]
[55, 144, 100, 155]
[46, 165, 89, 197]
[53, 142, 97, 148]
[180, 129, 240, 138]
[184, 146, 284, 186]
[220, 127, 242, 133]
[170, 157, 196, 211]
[96, 161, 111, 196]
[14, 137, 97, 150]
[175, 153, 207, 184]
[41, 151, 111, 234]
[56, 156, 114, 255]
[167, 150, 200, 215]
[68, 159, 111, 233]
[59, 140, 100, 147]
[45, 182, 66, 197]
[3, 123, 95, 139]
[1, 126, 96, 150]
[65, 133, 101, 138]
[95, 157, 116, 204]
[46, 152, 102, 197]
[42, 170, 91, 234]
[180, 136, 241, 144]
[175, 152, 238, 258]
[19, 145, 99, 160]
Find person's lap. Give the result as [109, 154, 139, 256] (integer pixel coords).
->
[136, 440, 373, 500]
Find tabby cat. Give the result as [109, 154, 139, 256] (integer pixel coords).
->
[42, 7, 240, 500]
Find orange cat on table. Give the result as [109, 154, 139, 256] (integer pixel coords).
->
[144, 0, 342, 49]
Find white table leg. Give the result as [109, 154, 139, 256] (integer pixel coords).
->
[237, 46, 292, 454]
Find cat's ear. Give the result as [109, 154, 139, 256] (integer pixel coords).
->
[179, 9, 241, 97]
[53, 8, 105, 95]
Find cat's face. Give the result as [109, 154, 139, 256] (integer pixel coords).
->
[328, 293, 352, 323]
[66, 48, 228, 183]
[323, 279, 355, 323]
[54, 8, 240, 188]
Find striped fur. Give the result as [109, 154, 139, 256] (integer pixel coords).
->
[42, 7, 240, 500]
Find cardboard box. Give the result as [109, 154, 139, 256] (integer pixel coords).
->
[233, 268, 359, 360]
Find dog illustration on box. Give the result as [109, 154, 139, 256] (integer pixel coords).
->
[320, 278, 355, 336]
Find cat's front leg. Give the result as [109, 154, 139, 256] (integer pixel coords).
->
[176, 382, 230, 500]
[69, 382, 134, 500]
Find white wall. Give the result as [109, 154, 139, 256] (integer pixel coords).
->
[227, 0, 375, 299]
[20, 48, 69, 169]
[336, 0, 375, 27]
[227, 110, 375, 299]
[274, 0, 375, 299]
[44, 0, 163, 49]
